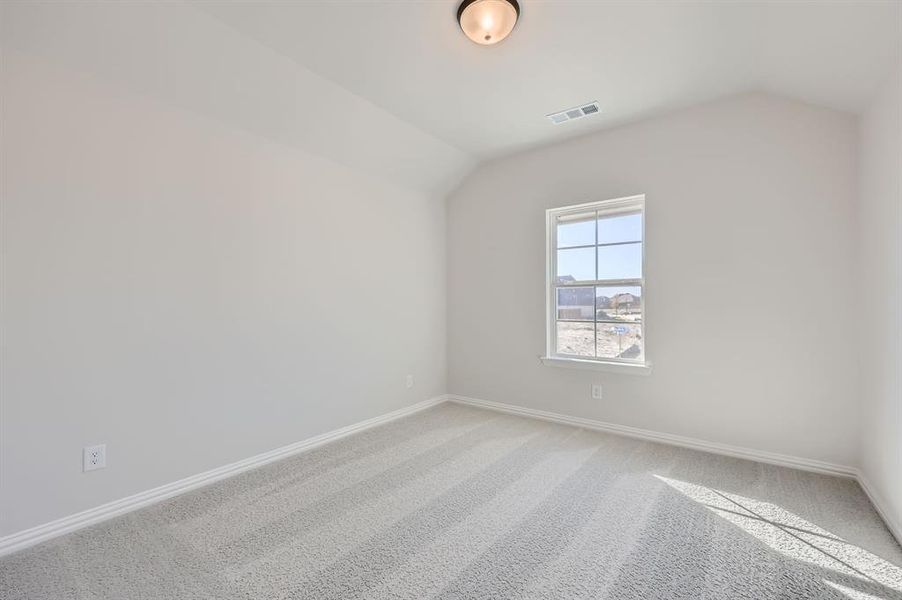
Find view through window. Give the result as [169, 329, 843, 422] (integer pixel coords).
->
[548, 196, 645, 364]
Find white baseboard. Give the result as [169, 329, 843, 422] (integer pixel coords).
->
[0, 396, 444, 558]
[446, 394, 858, 479]
[3, 393, 897, 557]
[856, 471, 902, 545]
[448, 394, 902, 545]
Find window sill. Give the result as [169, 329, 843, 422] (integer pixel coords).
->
[539, 356, 653, 376]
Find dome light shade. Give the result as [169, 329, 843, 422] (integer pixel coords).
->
[457, 0, 520, 46]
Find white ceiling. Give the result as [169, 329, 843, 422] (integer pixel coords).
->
[198, 1, 902, 160]
[1, 1, 475, 196]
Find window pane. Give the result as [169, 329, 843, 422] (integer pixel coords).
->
[597, 242, 642, 279]
[557, 247, 595, 282]
[556, 321, 595, 357]
[598, 212, 642, 245]
[597, 322, 643, 361]
[596, 286, 642, 322]
[556, 213, 595, 248]
[557, 287, 594, 321]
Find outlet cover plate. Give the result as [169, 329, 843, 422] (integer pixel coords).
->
[83, 444, 106, 472]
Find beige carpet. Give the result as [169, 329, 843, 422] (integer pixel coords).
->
[2, 402, 901, 599]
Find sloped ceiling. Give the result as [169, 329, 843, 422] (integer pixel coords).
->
[0, 1, 475, 197]
[199, 0, 902, 160]
[3, 1, 900, 191]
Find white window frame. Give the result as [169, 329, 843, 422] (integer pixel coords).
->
[541, 194, 651, 375]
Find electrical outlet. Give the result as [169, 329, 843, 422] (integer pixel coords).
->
[405, 375, 414, 389]
[83, 444, 106, 472]
[591, 384, 603, 400]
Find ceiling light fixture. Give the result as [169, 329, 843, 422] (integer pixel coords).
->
[457, 0, 520, 46]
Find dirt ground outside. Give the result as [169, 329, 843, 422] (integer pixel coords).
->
[556, 321, 643, 360]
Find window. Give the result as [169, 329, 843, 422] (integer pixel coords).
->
[544, 195, 649, 373]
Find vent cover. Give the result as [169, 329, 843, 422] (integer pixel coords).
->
[546, 102, 601, 125]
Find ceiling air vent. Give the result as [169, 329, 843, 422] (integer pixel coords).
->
[546, 101, 601, 125]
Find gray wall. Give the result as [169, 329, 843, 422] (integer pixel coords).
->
[0, 45, 449, 536]
[448, 94, 860, 467]
[858, 64, 902, 534]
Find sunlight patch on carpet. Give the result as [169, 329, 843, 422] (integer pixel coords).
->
[654, 475, 902, 596]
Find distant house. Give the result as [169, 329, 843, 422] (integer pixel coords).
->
[558, 286, 641, 320]
[557, 285, 594, 320]
[612, 292, 639, 307]
[598, 293, 641, 320]
[610, 293, 640, 318]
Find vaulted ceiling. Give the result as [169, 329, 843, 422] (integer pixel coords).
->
[3, 1, 900, 195]
[199, 1, 902, 159]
